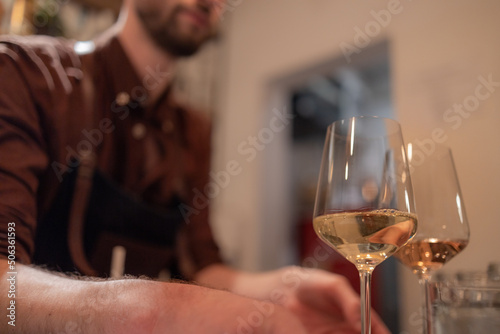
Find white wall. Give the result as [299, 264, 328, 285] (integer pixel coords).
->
[211, 1, 500, 333]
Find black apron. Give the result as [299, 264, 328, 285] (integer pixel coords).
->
[33, 165, 185, 278]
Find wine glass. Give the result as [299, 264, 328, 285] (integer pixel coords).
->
[313, 116, 418, 334]
[394, 144, 470, 334]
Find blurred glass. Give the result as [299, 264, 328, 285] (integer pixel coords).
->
[431, 264, 500, 333]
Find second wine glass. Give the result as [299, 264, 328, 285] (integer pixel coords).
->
[313, 116, 418, 334]
[394, 144, 470, 334]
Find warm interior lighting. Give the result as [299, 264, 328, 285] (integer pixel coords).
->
[10, 0, 27, 34]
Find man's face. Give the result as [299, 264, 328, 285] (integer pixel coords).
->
[133, 0, 224, 57]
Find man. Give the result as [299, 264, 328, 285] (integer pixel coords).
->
[0, 0, 390, 332]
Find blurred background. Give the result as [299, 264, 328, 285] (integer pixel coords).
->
[2, 1, 500, 333]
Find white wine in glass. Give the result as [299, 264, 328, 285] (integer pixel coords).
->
[394, 144, 470, 334]
[313, 116, 418, 334]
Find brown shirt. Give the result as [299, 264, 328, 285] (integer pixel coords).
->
[0, 34, 221, 278]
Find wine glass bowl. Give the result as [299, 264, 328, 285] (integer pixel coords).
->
[394, 144, 470, 280]
[395, 238, 468, 281]
[313, 116, 417, 334]
[313, 209, 417, 272]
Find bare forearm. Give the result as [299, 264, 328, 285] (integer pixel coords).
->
[0, 259, 162, 333]
[0, 260, 310, 333]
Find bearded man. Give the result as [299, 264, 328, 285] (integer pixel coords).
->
[0, 1, 389, 333]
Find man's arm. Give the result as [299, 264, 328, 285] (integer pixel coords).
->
[0, 259, 308, 333]
[0, 258, 161, 333]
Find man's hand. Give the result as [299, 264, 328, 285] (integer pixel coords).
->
[276, 267, 390, 334]
[151, 283, 309, 334]
[197, 264, 390, 334]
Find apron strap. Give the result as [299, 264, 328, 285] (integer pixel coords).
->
[67, 48, 99, 276]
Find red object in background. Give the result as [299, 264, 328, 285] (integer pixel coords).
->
[298, 217, 383, 314]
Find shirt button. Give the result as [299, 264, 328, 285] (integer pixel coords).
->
[116, 92, 130, 106]
[162, 120, 174, 134]
[132, 123, 147, 140]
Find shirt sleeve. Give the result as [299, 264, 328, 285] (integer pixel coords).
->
[0, 44, 49, 264]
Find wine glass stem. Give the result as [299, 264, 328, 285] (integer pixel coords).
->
[360, 270, 373, 334]
[420, 278, 433, 334]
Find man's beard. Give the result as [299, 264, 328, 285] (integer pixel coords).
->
[137, 5, 215, 57]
